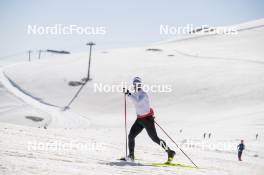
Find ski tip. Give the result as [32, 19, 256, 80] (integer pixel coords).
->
[118, 157, 136, 163]
[119, 157, 126, 161]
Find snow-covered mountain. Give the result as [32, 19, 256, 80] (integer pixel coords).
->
[0, 19, 264, 175]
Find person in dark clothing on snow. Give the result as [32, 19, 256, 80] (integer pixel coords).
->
[123, 77, 175, 162]
[208, 133, 212, 139]
[237, 140, 245, 161]
[203, 133, 206, 139]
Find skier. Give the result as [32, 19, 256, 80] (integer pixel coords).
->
[208, 133, 212, 139]
[237, 140, 245, 161]
[123, 77, 175, 162]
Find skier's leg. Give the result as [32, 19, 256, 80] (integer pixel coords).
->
[240, 151, 243, 161]
[142, 117, 169, 151]
[238, 151, 242, 161]
[141, 117, 176, 162]
[128, 119, 144, 156]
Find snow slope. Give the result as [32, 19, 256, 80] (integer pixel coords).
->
[0, 19, 264, 175]
[0, 81, 51, 128]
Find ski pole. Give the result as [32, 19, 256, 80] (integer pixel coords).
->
[124, 92, 128, 157]
[154, 120, 198, 168]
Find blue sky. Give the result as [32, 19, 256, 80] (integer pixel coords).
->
[0, 0, 264, 57]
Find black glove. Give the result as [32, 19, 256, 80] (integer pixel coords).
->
[123, 88, 131, 96]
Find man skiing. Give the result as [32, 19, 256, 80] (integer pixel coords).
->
[237, 140, 245, 161]
[123, 77, 175, 163]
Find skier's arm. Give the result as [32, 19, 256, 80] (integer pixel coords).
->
[128, 93, 138, 102]
[129, 92, 146, 103]
[123, 88, 141, 102]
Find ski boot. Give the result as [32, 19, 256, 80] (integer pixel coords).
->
[166, 150, 176, 164]
[120, 154, 135, 162]
[127, 154, 135, 162]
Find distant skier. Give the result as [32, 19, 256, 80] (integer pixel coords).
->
[256, 133, 258, 140]
[123, 77, 175, 162]
[203, 133, 206, 139]
[208, 133, 212, 139]
[237, 140, 245, 161]
[44, 123, 48, 129]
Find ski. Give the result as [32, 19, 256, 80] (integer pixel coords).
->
[118, 158, 199, 169]
[146, 162, 198, 168]
[118, 157, 135, 162]
[119, 157, 126, 161]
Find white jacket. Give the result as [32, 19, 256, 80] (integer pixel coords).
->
[129, 90, 152, 117]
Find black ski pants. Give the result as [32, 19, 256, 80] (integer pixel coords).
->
[128, 117, 169, 155]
